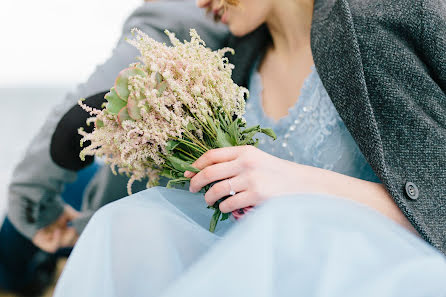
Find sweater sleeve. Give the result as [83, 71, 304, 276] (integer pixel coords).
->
[7, 0, 229, 240]
[7, 27, 140, 239]
[416, 0, 446, 251]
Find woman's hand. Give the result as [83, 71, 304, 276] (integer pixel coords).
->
[186, 146, 307, 213]
[32, 205, 80, 253]
[186, 146, 418, 234]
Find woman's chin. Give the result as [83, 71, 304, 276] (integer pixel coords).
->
[228, 23, 260, 37]
[229, 28, 248, 37]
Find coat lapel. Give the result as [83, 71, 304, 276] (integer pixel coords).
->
[311, 0, 387, 176]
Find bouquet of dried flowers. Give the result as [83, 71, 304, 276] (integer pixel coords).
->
[78, 28, 276, 232]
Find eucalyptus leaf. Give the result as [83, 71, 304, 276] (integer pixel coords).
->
[117, 107, 133, 125]
[105, 88, 127, 115]
[115, 67, 147, 101]
[127, 97, 142, 120]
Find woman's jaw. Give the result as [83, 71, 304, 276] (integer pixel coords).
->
[196, 0, 314, 48]
[196, 0, 271, 37]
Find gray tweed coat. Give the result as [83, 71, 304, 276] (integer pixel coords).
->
[228, 0, 446, 253]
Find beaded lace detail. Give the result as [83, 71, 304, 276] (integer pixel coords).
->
[245, 62, 380, 182]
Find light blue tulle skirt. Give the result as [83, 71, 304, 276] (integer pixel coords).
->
[54, 187, 446, 297]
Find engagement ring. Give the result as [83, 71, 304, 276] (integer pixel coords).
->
[228, 179, 236, 196]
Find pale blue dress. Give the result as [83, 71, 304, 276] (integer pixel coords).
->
[54, 64, 446, 297]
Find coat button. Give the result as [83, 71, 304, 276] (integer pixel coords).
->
[405, 182, 419, 200]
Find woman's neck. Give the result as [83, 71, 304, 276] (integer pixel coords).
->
[265, 0, 314, 60]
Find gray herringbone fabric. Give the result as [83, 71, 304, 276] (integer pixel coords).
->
[228, 0, 446, 253]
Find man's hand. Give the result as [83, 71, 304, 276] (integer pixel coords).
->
[32, 205, 81, 253]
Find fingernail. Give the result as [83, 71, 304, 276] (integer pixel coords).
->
[184, 171, 192, 178]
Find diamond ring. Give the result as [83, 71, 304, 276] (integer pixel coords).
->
[228, 179, 236, 196]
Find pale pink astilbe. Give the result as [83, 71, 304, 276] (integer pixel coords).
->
[79, 28, 249, 195]
[128, 28, 248, 120]
[78, 99, 102, 116]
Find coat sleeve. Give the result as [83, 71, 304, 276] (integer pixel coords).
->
[7, 0, 228, 240]
[420, 0, 446, 93]
[351, 0, 446, 253]
[416, 0, 446, 251]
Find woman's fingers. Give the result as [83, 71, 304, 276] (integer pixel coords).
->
[189, 159, 240, 193]
[185, 146, 253, 178]
[184, 171, 196, 178]
[218, 191, 255, 213]
[204, 175, 245, 206]
[191, 146, 246, 171]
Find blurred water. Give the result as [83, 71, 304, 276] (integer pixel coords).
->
[0, 86, 72, 224]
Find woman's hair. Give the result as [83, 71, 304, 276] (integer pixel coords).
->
[222, 0, 240, 5]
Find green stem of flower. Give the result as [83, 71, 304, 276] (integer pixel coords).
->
[182, 129, 210, 152]
[192, 113, 215, 139]
[175, 147, 196, 160]
[174, 138, 207, 154]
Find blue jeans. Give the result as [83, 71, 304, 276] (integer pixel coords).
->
[0, 163, 100, 291]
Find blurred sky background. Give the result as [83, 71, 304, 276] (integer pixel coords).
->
[0, 0, 143, 223]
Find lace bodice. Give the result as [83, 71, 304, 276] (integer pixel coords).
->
[245, 64, 380, 183]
